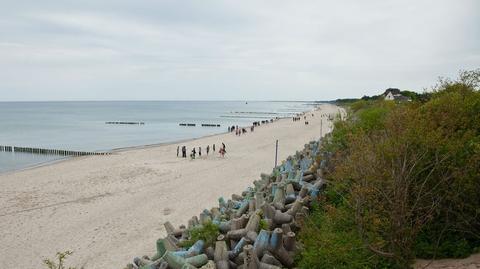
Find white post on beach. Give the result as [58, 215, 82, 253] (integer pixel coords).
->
[274, 139, 278, 168]
[320, 118, 323, 139]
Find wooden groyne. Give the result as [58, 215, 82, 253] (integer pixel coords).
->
[1, 146, 13, 152]
[0, 145, 109, 156]
[105, 121, 145, 125]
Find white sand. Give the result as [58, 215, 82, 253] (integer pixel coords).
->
[0, 104, 343, 269]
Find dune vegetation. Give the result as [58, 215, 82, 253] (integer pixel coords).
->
[297, 69, 480, 268]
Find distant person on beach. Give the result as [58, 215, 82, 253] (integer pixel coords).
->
[177, 146, 179, 157]
[206, 145, 210, 155]
[199, 146, 202, 157]
[219, 142, 226, 157]
[213, 144, 216, 152]
[191, 148, 196, 159]
[182, 146, 186, 158]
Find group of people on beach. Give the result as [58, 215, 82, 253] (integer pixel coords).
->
[228, 118, 278, 137]
[293, 113, 315, 125]
[228, 125, 252, 136]
[175, 111, 319, 160]
[177, 143, 226, 159]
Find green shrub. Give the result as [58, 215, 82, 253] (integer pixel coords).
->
[180, 221, 219, 248]
[356, 105, 390, 131]
[43, 251, 81, 269]
[258, 218, 269, 231]
[297, 191, 396, 269]
[298, 69, 480, 268]
[414, 228, 477, 259]
[350, 100, 370, 112]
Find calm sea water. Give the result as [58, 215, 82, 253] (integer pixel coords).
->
[0, 101, 315, 173]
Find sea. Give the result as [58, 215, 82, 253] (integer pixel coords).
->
[0, 101, 317, 173]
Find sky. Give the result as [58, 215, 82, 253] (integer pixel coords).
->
[0, 0, 478, 101]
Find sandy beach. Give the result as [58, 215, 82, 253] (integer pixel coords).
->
[0, 103, 343, 269]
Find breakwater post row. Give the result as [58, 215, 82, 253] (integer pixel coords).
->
[105, 121, 145, 125]
[179, 123, 221, 127]
[0, 145, 109, 156]
[127, 139, 327, 269]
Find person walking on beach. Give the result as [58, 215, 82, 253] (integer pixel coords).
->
[191, 148, 196, 159]
[213, 144, 216, 152]
[199, 146, 202, 157]
[182, 146, 187, 158]
[177, 146, 179, 157]
[219, 142, 226, 157]
[206, 145, 210, 155]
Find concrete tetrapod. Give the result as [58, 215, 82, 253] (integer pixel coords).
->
[227, 211, 260, 241]
[268, 228, 294, 268]
[185, 254, 209, 267]
[286, 198, 303, 217]
[163, 251, 197, 269]
[214, 235, 230, 269]
[173, 239, 205, 258]
[243, 244, 281, 269]
[253, 230, 270, 258]
[151, 238, 168, 261]
[127, 139, 331, 269]
[284, 184, 296, 204]
[260, 253, 283, 267]
[284, 232, 296, 252]
[229, 237, 248, 259]
[272, 185, 286, 210]
[133, 258, 168, 269]
[262, 203, 292, 225]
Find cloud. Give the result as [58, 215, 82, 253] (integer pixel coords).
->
[0, 0, 478, 101]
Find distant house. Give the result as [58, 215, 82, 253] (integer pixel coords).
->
[383, 88, 411, 102]
[384, 91, 396, 100]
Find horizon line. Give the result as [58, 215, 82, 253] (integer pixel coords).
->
[0, 99, 331, 103]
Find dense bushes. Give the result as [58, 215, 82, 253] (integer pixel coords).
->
[297, 183, 397, 268]
[297, 70, 480, 268]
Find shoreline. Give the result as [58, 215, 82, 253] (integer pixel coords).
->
[0, 131, 234, 176]
[0, 103, 342, 269]
[0, 111, 307, 176]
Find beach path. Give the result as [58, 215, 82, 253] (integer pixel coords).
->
[0, 104, 343, 269]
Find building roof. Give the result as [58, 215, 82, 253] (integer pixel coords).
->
[383, 88, 401, 96]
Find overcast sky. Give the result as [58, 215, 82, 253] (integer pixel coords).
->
[0, 0, 478, 101]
